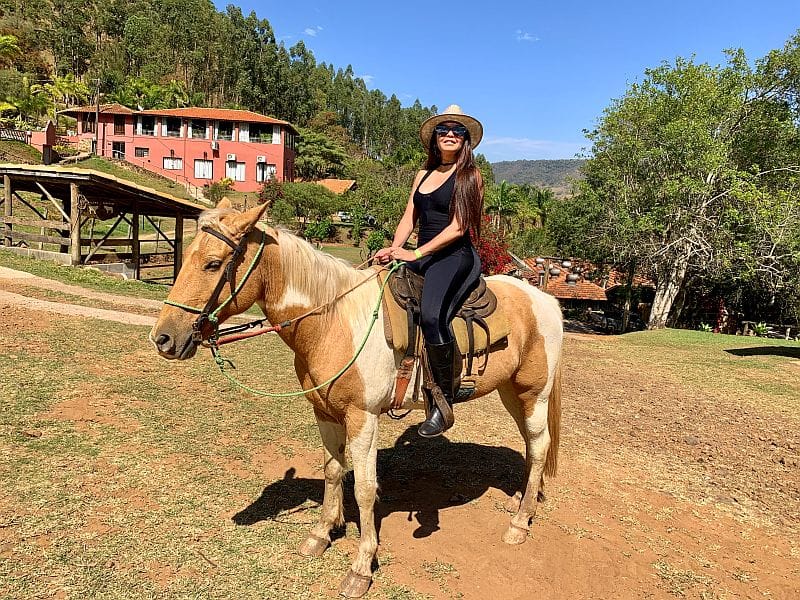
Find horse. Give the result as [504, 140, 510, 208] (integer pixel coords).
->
[150, 200, 563, 598]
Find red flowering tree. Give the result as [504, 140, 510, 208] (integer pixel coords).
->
[474, 215, 512, 275]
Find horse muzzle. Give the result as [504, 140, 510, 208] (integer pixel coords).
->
[149, 328, 198, 360]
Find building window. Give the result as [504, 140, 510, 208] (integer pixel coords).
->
[256, 162, 277, 182]
[163, 117, 182, 137]
[226, 160, 246, 182]
[136, 115, 157, 136]
[163, 156, 183, 170]
[284, 131, 296, 150]
[194, 159, 213, 179]
[250, 123, 273, 144]
[112, 141, 125, 159]
[215, 121, 233, 141]
[82, 113, 96, 134]
[189, 119, 207, 139]
[134, 147, 149, 158]
[113, 115, 126, 135]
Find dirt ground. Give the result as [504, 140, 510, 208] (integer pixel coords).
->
[1, 267, 798, 599]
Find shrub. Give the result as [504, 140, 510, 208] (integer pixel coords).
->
[365, 229, 387, 256]
[305, 218, 333, 241]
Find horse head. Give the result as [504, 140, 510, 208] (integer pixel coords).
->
[150, 198, 272, 360]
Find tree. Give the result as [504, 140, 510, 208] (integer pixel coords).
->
[581, 49, 800, 328]
[294, 127, 348, 180]
[0, 34, 21, 67]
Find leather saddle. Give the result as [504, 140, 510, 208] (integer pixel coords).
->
[378, 264, 511, 409]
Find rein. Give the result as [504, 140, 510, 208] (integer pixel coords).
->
[163, 224, 404, 397]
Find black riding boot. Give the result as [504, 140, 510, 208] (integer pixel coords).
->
[419, 340, 458, 438]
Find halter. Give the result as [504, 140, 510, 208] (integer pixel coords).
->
[164, 225, 267, 343]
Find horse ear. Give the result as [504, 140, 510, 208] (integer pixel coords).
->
[217, 197, 232, 209]
[230, 202, 269, 237]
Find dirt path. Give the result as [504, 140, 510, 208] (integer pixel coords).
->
[2, 271, 798, 599]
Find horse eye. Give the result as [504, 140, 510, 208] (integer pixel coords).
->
[205, 260, 222, 271]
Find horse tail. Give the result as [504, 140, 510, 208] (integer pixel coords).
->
[544, 354, 562, 478]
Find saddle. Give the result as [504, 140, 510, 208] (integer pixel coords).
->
[378, 264, 511, 409]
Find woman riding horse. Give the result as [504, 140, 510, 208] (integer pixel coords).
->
[374, 104, 484, 438]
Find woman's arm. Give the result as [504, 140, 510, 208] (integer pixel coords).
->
[374, 170, 424, 263]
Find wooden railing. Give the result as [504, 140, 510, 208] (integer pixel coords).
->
[0, 128, 31, 143]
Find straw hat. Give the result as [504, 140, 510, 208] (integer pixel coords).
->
[419, 104, 483, 149]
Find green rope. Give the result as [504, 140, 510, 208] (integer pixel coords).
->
[164, 233, 266, 323]
[211, 260, 404, 398]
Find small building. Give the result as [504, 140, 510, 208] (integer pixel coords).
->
[52, 104, 298, 193]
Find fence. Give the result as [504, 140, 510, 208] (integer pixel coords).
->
[0, 128, 31, 144]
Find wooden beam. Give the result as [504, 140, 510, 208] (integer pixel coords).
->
[83, 213, 126, 263]
[2, 216, 70, 230]
[174, 213, 184, 281]
[34, 182, 70, 221]
[3, 175, 11, 247]
[144, 215, 175, 250]
[70, 183, 81, 265]
[79, 237, 134, 247]
[7, 230, 70, 246]
[132, 211, 140, 280]
[13, 191, 46, 219]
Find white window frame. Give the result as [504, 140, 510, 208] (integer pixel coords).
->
[163, 156, 183, 170]
[226, 160, 246, 182]
[256, 162, 277, 182]
[194, 159, 213, 180]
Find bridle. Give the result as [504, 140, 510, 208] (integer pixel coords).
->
[164, 225, 267, 344]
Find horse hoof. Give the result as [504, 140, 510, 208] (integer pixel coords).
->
[504, 492, 522, 513]
[502, 524, 529, 545]
[299, 534, 330, 557]
[339, 569, 372, 598]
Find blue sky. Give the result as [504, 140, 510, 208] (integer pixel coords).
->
[215, 1, 799, 163]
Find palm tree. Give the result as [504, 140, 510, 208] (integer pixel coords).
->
[484, 180, 519, 236]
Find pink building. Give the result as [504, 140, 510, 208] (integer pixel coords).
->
[58, 104, 298, 192]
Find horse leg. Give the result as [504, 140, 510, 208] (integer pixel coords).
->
[498, 383, 551, 545]
[299, 413, 346, 557]
[339, 410, 379, 598]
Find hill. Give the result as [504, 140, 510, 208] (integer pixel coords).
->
[0, 140, 42, 164]
[490, 159, 585, 190]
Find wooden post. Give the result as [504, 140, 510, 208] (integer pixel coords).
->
[132, 210, 140, 280]
[3, 175, 11, 247]
[173, 212, 184, 282]
[70, 183, 81, 265]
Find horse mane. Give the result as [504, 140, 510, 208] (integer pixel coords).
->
[198, 206, 375, 325]
[271, 228, 375, 324]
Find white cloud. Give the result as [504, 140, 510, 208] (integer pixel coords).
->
[304, 25, 323, 37]
[515, 30, 539, 42]
[358, 74, 374, 85]
[480, 136, 585, 162]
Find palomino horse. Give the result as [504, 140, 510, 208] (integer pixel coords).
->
[150, 200, 563, 598]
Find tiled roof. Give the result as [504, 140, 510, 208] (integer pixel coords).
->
[519, 257, 607, 301]
[61, 103, 135, 115]
[604, 268, 655, 290]
[138, 107, 295, 130]
[59, 105, 297, 133]
[314, 179, 356, 194]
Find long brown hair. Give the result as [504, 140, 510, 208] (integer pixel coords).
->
[425, 131, 484, 239]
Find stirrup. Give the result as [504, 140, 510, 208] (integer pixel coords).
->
[453, 378, 476, 403]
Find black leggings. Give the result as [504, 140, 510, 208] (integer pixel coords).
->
[408, 246, 481, 345]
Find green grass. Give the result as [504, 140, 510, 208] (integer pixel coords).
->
[0, 248, 169, 300]
[0, 140, 42, 163]
[321, 244, 367, 265]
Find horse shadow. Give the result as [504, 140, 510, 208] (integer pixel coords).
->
[232, 425, 525, 540]
[725, 345, 800, 358]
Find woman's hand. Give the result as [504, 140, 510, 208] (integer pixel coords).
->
[374, 246, 419, 264]
[388, 248, 418, 262]
[373, 247, 395, 264]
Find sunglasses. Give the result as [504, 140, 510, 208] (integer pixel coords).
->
[434, 124, 468, 138]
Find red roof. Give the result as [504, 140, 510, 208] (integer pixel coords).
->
[60, 105, 297, 133]
[520, 257, 607, 301]
[61, 103, 134, 115]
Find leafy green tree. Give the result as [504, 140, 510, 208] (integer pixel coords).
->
[0, 35, 21, 67]
[580, 48, 800, 328]
[294, 127, 348, 180]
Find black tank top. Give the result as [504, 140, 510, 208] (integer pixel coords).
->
[413, 169, 472, 250]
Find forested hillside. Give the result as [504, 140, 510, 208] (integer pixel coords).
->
[490, 159, 585, 188]
[0, 0, 434, 161]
